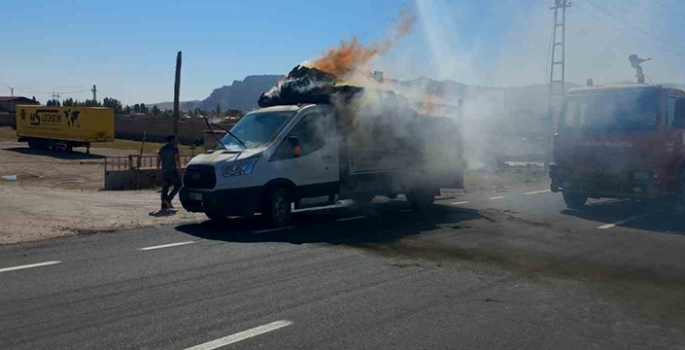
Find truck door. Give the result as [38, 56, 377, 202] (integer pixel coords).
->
[671, 97, 685, 159]
[663, 95, 685, 191]
[270, 109, 338, 199]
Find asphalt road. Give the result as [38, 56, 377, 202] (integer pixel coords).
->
[1, 184, 685, 349]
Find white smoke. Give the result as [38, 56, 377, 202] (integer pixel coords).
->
[368, 0, 685, 169]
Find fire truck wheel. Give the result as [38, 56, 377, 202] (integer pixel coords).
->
[563, 191, 587, 209]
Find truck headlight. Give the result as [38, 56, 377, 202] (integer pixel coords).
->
[222, 156, 259, 177]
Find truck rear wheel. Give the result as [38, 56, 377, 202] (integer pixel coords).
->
[563, 191, 587, 209]
[408, 187, 435, 210]
[262, 187, 292, 228]
[352, 193, 375, 205]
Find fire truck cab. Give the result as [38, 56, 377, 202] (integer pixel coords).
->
[550, 84, 685, 209]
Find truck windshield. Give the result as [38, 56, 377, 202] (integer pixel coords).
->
[220, 111, 296, 150]
[561, 88, 659, 132]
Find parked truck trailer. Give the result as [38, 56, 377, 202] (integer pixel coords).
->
[15, 106, 115, 153]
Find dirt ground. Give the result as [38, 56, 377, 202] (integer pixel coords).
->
[0, 136, 547, 245]
[0, 139, 149, 190]
[0, 139, 204, 245]
[0, 185, 205, 245]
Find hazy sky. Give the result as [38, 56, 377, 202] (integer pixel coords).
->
[2, 0, 684, 105]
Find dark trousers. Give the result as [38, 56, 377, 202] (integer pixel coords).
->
[161, 171, 182, 203]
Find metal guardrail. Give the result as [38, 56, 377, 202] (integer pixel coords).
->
[104, 155, 193, 173]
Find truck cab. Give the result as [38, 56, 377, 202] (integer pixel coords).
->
[550, 85, 685, 208]
[180, 103, 463, 227]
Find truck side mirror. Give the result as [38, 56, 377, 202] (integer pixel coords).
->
[288, 136, 301, 157]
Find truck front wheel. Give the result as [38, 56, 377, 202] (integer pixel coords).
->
[352, 193, 375, 205]
[205, 212, 227, 222]
[262, 187, 292, 228]
[563, 191, 587, 209]
[408, 187, 435, 210]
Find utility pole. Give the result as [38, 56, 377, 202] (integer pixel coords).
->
[546, 0, 571, 167]
[51, 92, 61, 101]
[173, 51, 182, 138]
[7, 87, 14, 97]
[91, 85, 97, 102]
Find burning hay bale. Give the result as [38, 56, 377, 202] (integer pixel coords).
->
[258, 65, 363, 108]
[259, 65, 413, 113]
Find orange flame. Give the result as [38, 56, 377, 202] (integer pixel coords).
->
[311, 8, 415, 78]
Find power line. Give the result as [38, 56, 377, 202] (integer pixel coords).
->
[12, 89, 90, 95]
[574, 0, 685, 60]
[580, 0, 680, 49]
[654, 0, 685, 21]
[573, 1, 671, 55]
[4, 83, 88, 89]
[604, 0, 680, 45]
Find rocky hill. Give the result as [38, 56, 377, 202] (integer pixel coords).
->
[151, 75, 283, 112]
[150, 73, 580, 137]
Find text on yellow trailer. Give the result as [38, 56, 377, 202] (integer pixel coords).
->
[16, 106, 114, 151]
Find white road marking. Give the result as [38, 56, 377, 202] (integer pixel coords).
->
[140, 241, 197, 251]
[598, 215, 647, 230]
[489, 196, 505, 200]
[0, 261, 61, 273]
[336, 216, 366, 222]
[294, 202, 349, 213]
[183, 320, 293, 350]
[451, 201, 469, 205]
[253, 227, 294, 234]
[525, 190, 552, 195]
[588, 199, 628, 207]
[399, 209, 413, 213]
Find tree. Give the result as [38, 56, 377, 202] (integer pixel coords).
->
[226, 109, 243, 118]
[125, 105, 132, 114]
[215, 103, 222, 117]
[103, 97, 123, 113]
[84, 99, 102, 107]
[152, 105, 160, 116]
[133, 104, 140, 113]
[32, 96, 36, 102]
[46, 99, 60, 107]
[140, 103, 147, 114]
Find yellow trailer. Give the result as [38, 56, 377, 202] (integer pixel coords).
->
[16, 106, 114, 153]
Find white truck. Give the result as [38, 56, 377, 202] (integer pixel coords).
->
[180, 102, 463, 227]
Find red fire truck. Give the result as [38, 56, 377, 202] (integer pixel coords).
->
[550, 84, 685, 209]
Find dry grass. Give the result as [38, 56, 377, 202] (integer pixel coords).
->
[91, 139, 195, 155]
[0, 127, 197, 155]
[0, 127, 16, 140]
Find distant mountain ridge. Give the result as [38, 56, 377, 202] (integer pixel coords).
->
[151, 75, 284, 112]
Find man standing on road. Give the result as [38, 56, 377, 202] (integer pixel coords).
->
[157, 134, 182, 210]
